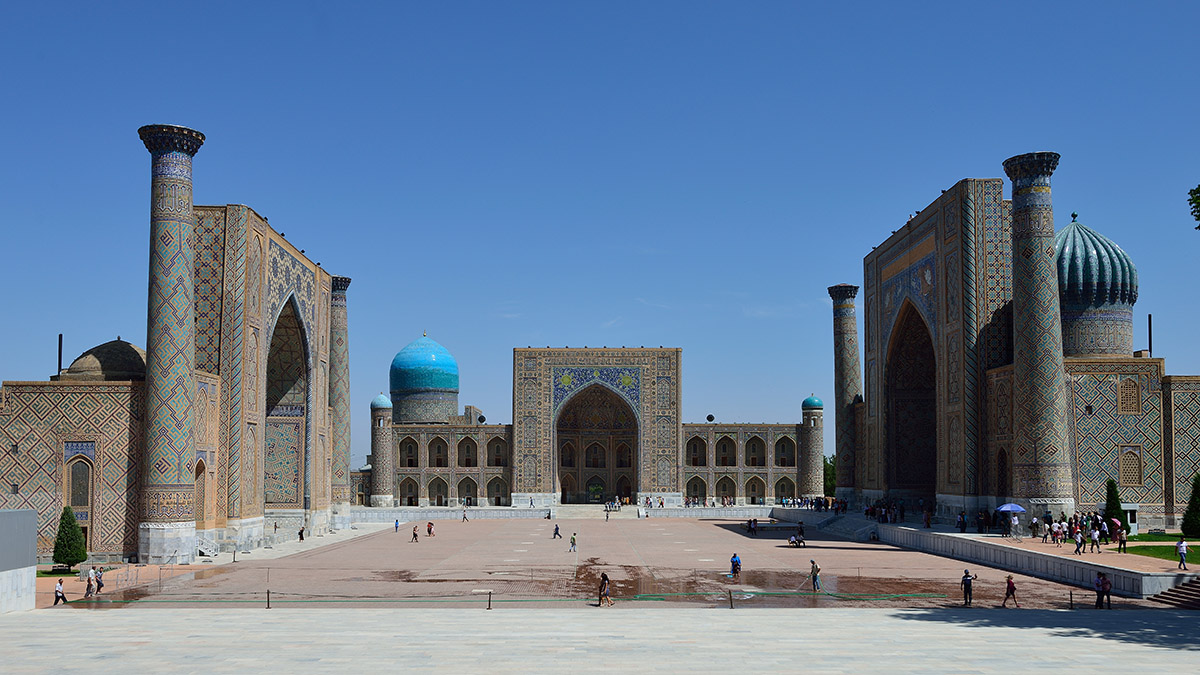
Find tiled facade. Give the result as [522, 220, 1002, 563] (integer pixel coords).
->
[835, 154, 1197, 528]
[0, 126, 349, 562]
[366, 348, 824, 507]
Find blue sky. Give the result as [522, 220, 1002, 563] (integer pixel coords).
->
[1, 3, 1197, 468]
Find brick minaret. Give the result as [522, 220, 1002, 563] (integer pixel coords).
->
[799, 398, 825, 499]
[329, 276, 352, 526]
[1003, 152, 1075, 515]
[828, 284, 862, 501]
[138, 124, 204, 564]
[369, 395, 395, 507]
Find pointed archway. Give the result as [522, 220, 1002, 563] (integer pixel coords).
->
[555, 384, 638, 504]
[265, 297, 310, 510]
[885, 301, 937, 503]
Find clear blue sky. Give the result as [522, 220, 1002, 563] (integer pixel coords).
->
[1, 3, 1197, 469]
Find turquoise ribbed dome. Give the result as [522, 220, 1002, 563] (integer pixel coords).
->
[389, 336, 459, 392]
[1054, 214, 1138, 308]
[370, 393, 392, 410]
[802, 395, 824, 410]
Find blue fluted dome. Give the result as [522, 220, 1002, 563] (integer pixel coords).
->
[802, 395, 824, 410]
[1054, 215, 1138, 309]
[389, 336, 459, 393]
[370, 393, 392, 410]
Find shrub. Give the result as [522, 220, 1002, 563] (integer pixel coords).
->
[1103, 479, 1129, 535]
[52, 507, 87, 569]
[1182, 473, 1200, 538]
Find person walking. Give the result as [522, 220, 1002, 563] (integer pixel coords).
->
[569, 533, 577, 552]
[1089, 526, 1101, 553]
[1002, 575, 1020, 608]
[553, 524, 562, 539]
[960, 569, 977, 606]
[1093, 572, 1105, 609]
[605, 510, 609, 522]
[395, 519, 399, 533]
[462, 510, 469, 523]
[598, 572, 614, 607]
[730, 553, 742, 581]
[85, 567, 95, 598]
[809, 559, 821, 592]
[411, 525, 419, 543]
[427, 522, 435, 537]
[1117, 527, 1128, 553]
[1100, 573, 1113, 609]
[53, 579, 67, 605]
[1177, 537, 1189, 570]
[1073, 529, 1085, 555]
[95, 567, 104, 595]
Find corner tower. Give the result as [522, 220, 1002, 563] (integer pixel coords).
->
[138, 123, 204, 564]
[329, 276, 353, 527]
[799, 395, 825, 499]
[828, 284, 862, 502]
[1003, 152, 1074, 514]
[369, 394, 395, 507]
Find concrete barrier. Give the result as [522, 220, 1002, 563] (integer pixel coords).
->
[874, 520, 1196, 598]
[0, 510, 36, 613]
[351, 506, 555, 523]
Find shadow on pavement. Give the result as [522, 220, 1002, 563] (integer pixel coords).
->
[893, 607, 1199, 651]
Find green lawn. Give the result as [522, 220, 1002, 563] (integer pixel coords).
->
[36, 570, 76, 577]
[1128, 532, 1185, 542]
[1124, 545, 1187, 562]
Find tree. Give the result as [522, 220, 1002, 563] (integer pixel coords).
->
[1103, 479, 1129, 535]
[1182, 473, 1200, 538]
[1190, 184, 1200, 230]
[823, 455, 836, 497]
[52, 507, 87, 570]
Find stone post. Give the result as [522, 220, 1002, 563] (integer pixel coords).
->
[329, 276, 352, 528]
[828, 284, 862, 503]
[1003, 152, 1075, 515]
[799, 403, 825, 499]
[137, 124, 204, 565]
[369, 397, 395, 507]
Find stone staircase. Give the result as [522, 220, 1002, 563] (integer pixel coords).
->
[1149, 578, 1200, 610]
[552, 504, 636, 519]
[816, 514, 878, 542]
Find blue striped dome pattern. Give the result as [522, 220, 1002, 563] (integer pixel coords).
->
[1054, 216, 1138, 309]
[389, 336, 459, 392]
[370, 393, 393, 409]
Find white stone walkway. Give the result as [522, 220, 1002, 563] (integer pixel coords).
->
[3, 607, 1195, 672]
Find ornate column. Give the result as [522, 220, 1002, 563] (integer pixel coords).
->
[138, 124, 204, 564]
[828, 284, 862, 502]
[329, 276, 352, 527]
[799, 398, 825, 498]
[1003, 152, 1075, 515]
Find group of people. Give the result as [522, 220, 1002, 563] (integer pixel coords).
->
[52, 566, 104, 605]
[401, 520, 437, 542]
[959, 569, 1020, 608]
[865, 500, 906, 523]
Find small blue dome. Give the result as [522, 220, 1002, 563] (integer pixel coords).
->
[1054, 215, 1138, 309]
[370, 393, 392, 410]
[802, 395, 823, 410]
[389, 336, 459, 393]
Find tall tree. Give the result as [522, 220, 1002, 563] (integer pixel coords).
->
[1103, 479, 1129, 535]
[1182, 473, 1200, 538]
[823, 454, 836, 497]
[52, 507, 87, 570]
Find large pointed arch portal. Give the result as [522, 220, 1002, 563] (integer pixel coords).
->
[555, 384, 638, 504]
[264, 297, 311, 511]
[885, 301, 937, 502]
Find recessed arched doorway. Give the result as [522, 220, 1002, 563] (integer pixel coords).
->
[555, 384, 638, 504]
[716, 476, 736, 503]
[885, 302, 937, 504]
[687, 476, 707, 502]
[458, 477, 477, 506]
[487, 477, 510, 506]
[265, 297, 310, 511]
[428, 477, 448, 507]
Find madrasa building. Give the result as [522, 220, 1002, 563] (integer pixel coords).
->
[357, 341, 826, 508]
[828, 151, 1199, 530]
[0, 125, 353, 563]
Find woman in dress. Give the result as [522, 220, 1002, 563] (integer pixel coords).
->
[1002, 574, 1020, 608]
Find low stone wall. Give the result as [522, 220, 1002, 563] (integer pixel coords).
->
[351, 507, 555, 523]
[0, 510, 36, 613]
[639, 507, 773, 519]
[875, 521, 1195, 598]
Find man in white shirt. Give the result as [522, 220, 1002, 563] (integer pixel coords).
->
[1178, 537, 1189, 570]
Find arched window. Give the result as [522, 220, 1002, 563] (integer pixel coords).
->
[69, 460, 91, 508]
[560, 443, 576, 468]
[687, 437, 707, 467]
[488, 439, 508, 467]
[429, 438, 448, 468]
[458, 438, 477, 468]
[745, 437, 765, 467]
[775, 437, 796, 467]
[716, 437, 735, 467]
[585, 443, 606, 468]
[1119, 446, 1143, 486]
[400, 438, 418, 468]
[1118, 378, 1142, 415]
[615, 444, 632, 468]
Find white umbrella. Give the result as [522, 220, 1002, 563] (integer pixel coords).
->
[996, 503, 1026, 513]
